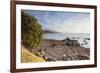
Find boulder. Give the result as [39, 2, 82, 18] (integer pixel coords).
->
[65, 38, 73, 46]
[65, 37, 80, 47]
[72, 40, 80, 47]
[66, 40, 73, 46]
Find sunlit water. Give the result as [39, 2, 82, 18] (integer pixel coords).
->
[43, 33, 90, 48]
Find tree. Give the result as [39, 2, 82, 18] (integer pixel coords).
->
[21, 11, 43, 51]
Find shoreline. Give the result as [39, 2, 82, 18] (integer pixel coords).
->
[35, 38, 90, 61]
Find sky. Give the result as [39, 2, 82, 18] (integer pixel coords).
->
[23, 10, 90, 33]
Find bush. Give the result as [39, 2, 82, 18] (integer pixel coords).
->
[21, 11, 43, 50]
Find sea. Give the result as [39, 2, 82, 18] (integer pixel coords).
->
[43, 33, 90, 48]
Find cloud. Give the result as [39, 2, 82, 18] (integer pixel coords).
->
[23, 10, 90, 33]
[43, 13, 90, 33]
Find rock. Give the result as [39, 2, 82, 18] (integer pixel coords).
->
[72, 37, 75, 39]
[44, 56, 57, 61]
[84, 38, 90, 40]
[81, 44, 84, 46]
[87, 38, 90, 40]
[77, 55, 89, 60]
[72, 40, 80, 47]
[51, 42, 57, 47]
[65, 37, 80, 47]
[46, 57, 56, 61]
[62, 57, 71, 61]
[65, 38, 72, 46]
[66, 40, 73, 46]
[66, 37, 71, 41]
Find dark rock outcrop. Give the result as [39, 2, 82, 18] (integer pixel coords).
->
[64, 38, 80, 47]
[72, 40, 80, 46]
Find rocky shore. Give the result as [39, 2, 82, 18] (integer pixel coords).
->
[34, 37, 90, 61]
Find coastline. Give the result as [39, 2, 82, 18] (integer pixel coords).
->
[35, 38, 90, 61]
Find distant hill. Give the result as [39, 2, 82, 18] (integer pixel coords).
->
[42, 30, 58, 33]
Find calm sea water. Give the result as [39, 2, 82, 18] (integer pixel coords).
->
[43, 33, 90, 48]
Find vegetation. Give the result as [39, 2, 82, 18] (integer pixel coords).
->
[21, 11, 43, 51]
[21, 46, 45, 63]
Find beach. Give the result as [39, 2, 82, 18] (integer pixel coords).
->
[35, 38, 90, 61]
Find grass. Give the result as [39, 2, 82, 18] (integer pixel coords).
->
[21, 46, 45, 63]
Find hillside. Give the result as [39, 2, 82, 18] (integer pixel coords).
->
[21, 46, 45, 63]
[43, 30, 58, 33]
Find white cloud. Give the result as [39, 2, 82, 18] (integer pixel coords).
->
[43, 13, 90, 33]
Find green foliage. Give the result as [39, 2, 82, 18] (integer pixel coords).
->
[21, 11, 43, 49]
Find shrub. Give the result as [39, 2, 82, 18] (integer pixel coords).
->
[21, 11, 43, 51]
